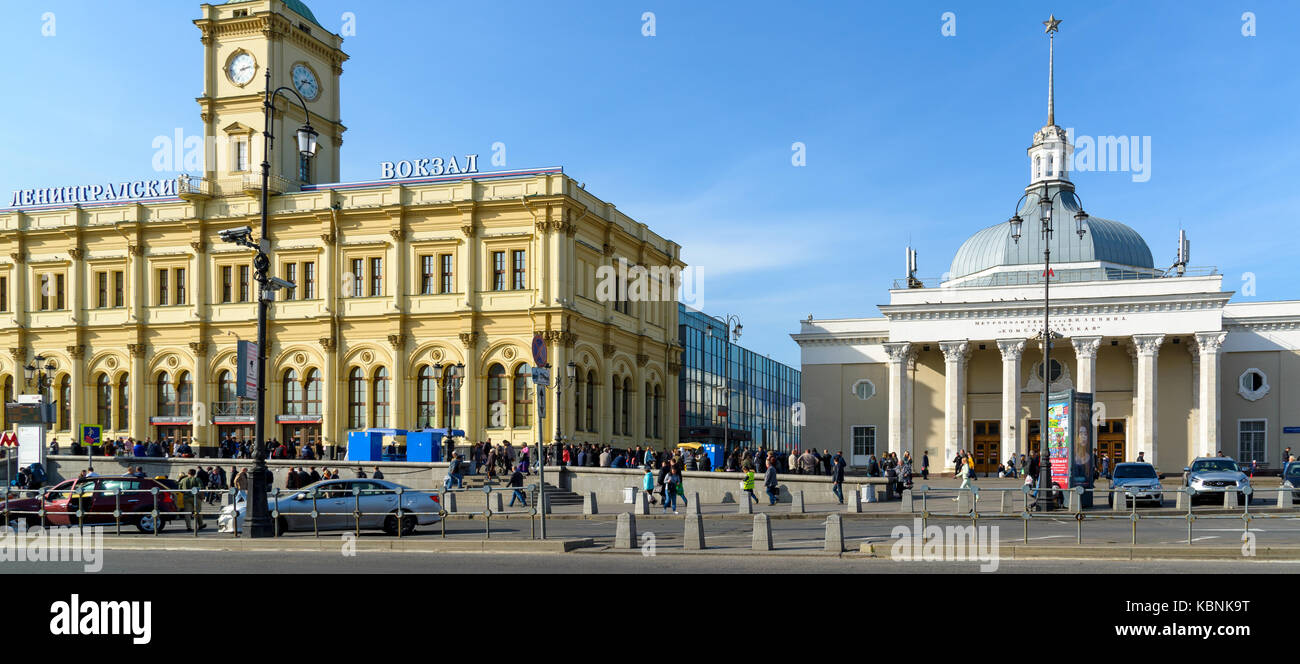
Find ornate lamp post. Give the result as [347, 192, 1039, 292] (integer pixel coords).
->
[433, 362, 465, 456]
[553, 362, 577, 456]
[217, 70, 318, 537]
[707, 315, 743, 455]
[1009, 188, 1088, 510]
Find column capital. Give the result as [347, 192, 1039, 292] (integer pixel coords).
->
[1069, 336, 1102, 358]
[1193, 331, 1228, 356]
[188, 342, 209, 356]
[996, 338, 1027, 360]
[938, 340, 969, 363]
[882, 342, 911, 363]
[1131, 334, 1165, 356]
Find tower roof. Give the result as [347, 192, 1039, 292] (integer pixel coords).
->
[225, 0, 323, 28]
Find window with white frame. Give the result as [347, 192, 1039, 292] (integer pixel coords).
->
[1238, 369, 1270, 402]
[850, 379, 876, 401]
[851, 425, 876, 458]
[1238, 420, 1266, 465]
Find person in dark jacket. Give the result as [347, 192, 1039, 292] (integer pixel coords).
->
[764, 454, 781, 505]
[508, 467, 527, 506]
[830, 452, 847, 504]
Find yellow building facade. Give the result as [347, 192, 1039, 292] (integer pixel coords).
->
[0, 0, 684, 456]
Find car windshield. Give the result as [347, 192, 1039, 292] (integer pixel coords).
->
[1286, 465, 1300, 479]
[1114, 465, 1156, 479]
[1191, 460, 1239, 473]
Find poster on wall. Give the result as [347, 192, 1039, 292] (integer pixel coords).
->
[1047, 390, 1072, 491]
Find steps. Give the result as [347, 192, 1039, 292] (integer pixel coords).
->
[449, 473, 583, 507]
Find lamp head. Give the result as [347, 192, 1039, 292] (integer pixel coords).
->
[1008, 215, 1023, 244]
[296, 124, 319, 158]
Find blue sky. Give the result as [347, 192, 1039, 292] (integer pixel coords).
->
[2, 0, 1298, 367]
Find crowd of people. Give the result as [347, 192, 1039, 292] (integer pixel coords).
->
[42, 433, 332, 461]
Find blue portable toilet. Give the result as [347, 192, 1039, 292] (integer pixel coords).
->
[346, 429, 408, 461]
[701, 443, 724, 470]
[405, 428, 467, 463]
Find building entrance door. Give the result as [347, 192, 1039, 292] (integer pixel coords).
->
[282, 424, 322, 457]
[156, 425, 192, 450]
[971, 420, 1001, 476]
[1097, 419, 1126, 466]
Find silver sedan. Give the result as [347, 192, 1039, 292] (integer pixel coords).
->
[219, 479, 442, 535]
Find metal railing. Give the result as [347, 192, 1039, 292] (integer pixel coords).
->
[910, 484, 1292, 546]
[176, 175, 212, 199]
[2, 482, 544, 541]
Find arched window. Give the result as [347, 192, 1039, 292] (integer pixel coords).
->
[442, 364, 460, 429]
[585, 370, 596, 432]
[118, 375, 129, 429]
[283, 368, 302, 414]
[157, 373, 177, 417]
[177, 371, 193, 417]
[645, 382, 652, 438]
[611, 376, 621, 435]
[621, 377, 631, 436]
[348, 368, 366, 429]
[513, 364, 532, 427]
[2, 376, 12, 430]
[572, 371, 583, 432]
[417, 365, 436, 428]
[218, 370, 236, 404]
[373, 367, 390, 429]
[304, 369, 321, 415]
[486, 363, 506, 428]
[653, 384, 663, 439]
[59, 375, 71, 431]
[97, 374, 112, 429]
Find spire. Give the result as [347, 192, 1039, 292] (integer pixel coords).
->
[1044, 14, 1061, 127]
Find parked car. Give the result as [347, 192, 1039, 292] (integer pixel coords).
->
[1184, 457, 1250, 505]
[1108, 462, 1163, 507]
[3, 476, 177, 533]
[218, 478, 441, 535]
[1282, 461, 1300, 501]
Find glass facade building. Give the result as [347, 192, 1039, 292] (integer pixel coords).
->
[678, 304, 801, 453]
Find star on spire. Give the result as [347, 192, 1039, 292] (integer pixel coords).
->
[1043, 14, 1062, 34]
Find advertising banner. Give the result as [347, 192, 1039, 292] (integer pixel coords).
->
[1047, 391, 1072, 491]
[236, 340, 259, 400]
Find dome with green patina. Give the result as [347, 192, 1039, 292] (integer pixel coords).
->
[226, 0, 322, 28]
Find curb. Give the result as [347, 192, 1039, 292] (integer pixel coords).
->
[858, 541, 1300, 561]
[96, 536, 595, 554]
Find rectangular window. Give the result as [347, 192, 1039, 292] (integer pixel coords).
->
[492, 251, 505, 291]
[221, 266, 233, 303]
[851, 425, 876, 458]
[235, 140, 249, 172]
[97, 272, 108, 308]
[351, 258, 364, 297]
[420, 255, 435, 295]
[369, 257, 383, 297]
[440, 254, 453, 294]
[238, 265, 250, 302]
[299, 154, 311, 183]
[283, 262, 297, 301]
[0, 275, 7, 312]
[157, 269, 169, 306]
[512, 250, 526, 290]
[56, 273, 65, 310]
[113, 271, 124, 307]
[175, 267, 186, 305]
[303, 261, 316, 299]
[1239, 420, 1266, 465]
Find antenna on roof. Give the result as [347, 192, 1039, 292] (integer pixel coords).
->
[905, 246, 922, 288]
[1173, 229, 1189, 276]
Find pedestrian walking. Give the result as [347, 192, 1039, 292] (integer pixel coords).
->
[830, 452, 846, 504]
[763, 453, 780, 505]
[741, 467, 759, 505]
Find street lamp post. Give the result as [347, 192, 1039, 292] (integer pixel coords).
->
[708, 315, 743, 456]
[218, 69, 319, 537]
[1009, 187, 1088, 511]
[24, 355, 58, 456]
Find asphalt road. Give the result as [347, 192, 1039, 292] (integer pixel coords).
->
[7, 549, 1300, 574]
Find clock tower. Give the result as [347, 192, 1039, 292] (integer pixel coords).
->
[195, 0, 347, 196]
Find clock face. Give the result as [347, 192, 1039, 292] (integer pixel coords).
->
[292, 64, 319, 101]
[227, 53, 256, 86]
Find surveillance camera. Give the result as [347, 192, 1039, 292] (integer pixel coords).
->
[267, 276, 296, 291]
[219, 226, 253, 242]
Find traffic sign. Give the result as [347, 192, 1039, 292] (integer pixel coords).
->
[538, 390, 547, 418]
[531, 334, 548, 366]
[532, 367, 551, 386]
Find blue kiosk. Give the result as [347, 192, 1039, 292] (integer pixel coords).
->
[347, 428, 464, 463]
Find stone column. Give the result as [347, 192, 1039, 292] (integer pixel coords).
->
[939, 341, 970, 470]
[128, 343, 147, 440]
[602, 344, 616, 441]
[1194, 331, 1227, 459]
[997, 339, 1026, 458]
[389, 333, 407, 431]
[320, 338, 338, 457]
[1071, 336, 1102, 463]
[883, 342, 911, 459]
[190, 342, 211, 454]
[68, 344, 86, 441]
[1131, 334, 1164, 467]
[903, 349, 917, 456]
[1186, 339, 1200, 458]
[460, 332, 480, 440]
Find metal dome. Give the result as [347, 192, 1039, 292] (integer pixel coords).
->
[949, 191, 1155, 284]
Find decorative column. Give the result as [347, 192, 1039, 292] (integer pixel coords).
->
[997, 339, 1026, 459]
[389, 333, 407, 430]
[1071, 336, 1102, 394]
[460, 331, 480, 440]
[68, 344, 86, 440]
[903, 348, 917, 456]
[1194, 331, 1227, 458]
[319, 337, 338, 457]
[190, 342, 211, 454]
[602, 343, 616, 441]
[128, 343, 147, 439]
[939, 340, 970, 470]
[1131, 334, 1164, 467]
[634, 353, 650, 443]
[882, 342, 911, 459]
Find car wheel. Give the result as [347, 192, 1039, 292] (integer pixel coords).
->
[135, 514, 165, 534]
[383, 513, 417, 536]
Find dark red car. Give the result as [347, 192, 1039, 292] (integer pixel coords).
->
[3, 476, 178, 533]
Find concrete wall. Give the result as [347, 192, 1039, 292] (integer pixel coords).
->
[37, 455, 449, 492]
[556, 465, 864, 507]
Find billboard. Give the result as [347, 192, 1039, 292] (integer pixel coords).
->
[1046, 389, 1095, 506]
